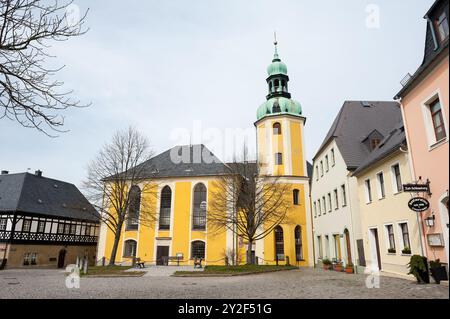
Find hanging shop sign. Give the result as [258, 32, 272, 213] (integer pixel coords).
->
[408, 197, 430, 212]
[403, 184, 430, 193]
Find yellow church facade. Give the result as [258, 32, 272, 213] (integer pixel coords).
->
[96, 42, 314, 267]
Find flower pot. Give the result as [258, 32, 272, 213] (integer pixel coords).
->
[323, 264, 332, 270]
[334, 265, 343, 272]
[430, 266, 448, 284]
[345, 266, 354, 274]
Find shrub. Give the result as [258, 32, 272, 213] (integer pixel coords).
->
[322, 258, 332, 265]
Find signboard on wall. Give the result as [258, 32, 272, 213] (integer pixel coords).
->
[427, 234, 444, 247]
[408, 197, 430, 212]
[403, 184, 430, 193]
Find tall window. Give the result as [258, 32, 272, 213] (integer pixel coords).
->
[37, 220, 45, 233]
[293, 189, 300, 205]
[313, 202, 317, 218]
[317, 236, 323, 258]
[430, 99, 446, 142]
[192, 183, 207, 230]
[322, 196, 326, 214]
[386, 225, 395, 251]
[341, 185, 347, 206]
[275, 153, 283, 165]
[325, 155, 329, 172]
[436, 11, 449, 42]
[327, 193, 332, 212]
[392, 164, 403, 193]
[274, 226, 284, 260]
[22, 218, 31, 232]
[365, 179, 372, 203]
[315, 166, 319, 180]
[127, 185, 141, 230]
[191, 241, 205, 259]
[320, 161, 324, 176]
[318, 200, 322, 216]
[57, 222, 64, 234]
[377, 172, 385, 198]
[123, 240, 137, 257]
[159, 186, 172, 230]
[295, 226, 303, 261]
[0, 218, 7, 231]
[334, 189, 339, 210]
[331, 148, 335, 166]
[399, 223, 411, 251]
[273, 122, 281, 135]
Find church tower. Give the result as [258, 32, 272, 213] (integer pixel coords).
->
[255, 39, 307, 177]
[255, 38, 313, 267]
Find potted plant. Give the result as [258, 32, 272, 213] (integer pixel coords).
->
[429, 259, 448, 284]
[402, 246, 411, 255]
[333, 261, 343, 272]
[345, 263, 354, 274]
[407, 255, 430, 284]
[388, 248, 396, 254]
[322, 258, 332, 270]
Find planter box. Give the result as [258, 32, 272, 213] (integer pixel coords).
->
[345, 267, 354, 274]
[333, 265, 343, 272]
[430, 266, 448, 284]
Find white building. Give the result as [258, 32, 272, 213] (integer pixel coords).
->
[311, 101, 402, 271]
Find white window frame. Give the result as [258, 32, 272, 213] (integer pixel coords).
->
[341, 184, 347, 207]
[322, 196, 326, 214]
[0, 218, 7, 231]
[383, 223, 396, 253]
[325, 155, 329, 172]
[327, 193, 332, 212]
[390, 162, 403, 195]
[364, 179, 372, 204]
[376, 171, 386, 199]
[318, 200, 322, 216]
[397, 221, 411, 254]
[333, 189, 339, 210]
[421, 89, 448, 150]
[320, 161, 324, 177]
[331, 148, 335, 166]
[313, 202, 317, 218]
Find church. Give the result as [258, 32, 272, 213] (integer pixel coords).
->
[96, 41, 314, 267]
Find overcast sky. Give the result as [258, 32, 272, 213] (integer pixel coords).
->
[1, 0, 435, 188]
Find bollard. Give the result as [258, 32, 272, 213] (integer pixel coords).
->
[102, 257, 105, 267]
[76, 256, 80, 269]
[286, 256, 290, 266]
[83, 258, 88, 274]
[132, 256, 136, 268]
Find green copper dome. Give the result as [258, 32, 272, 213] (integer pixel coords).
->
[257, 97, 302, 120]
[267, 60, 287, 76]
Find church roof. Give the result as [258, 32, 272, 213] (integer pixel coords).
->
[0, 172, 99, 222]
[135, 144, 230, 179]
[314, 101, 402, 170]
[257, 96, 302, 121]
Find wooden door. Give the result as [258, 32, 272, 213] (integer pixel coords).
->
[344, 230, 352, 264]
[156, 246, 169, 266]
[57, 249, 66, 268]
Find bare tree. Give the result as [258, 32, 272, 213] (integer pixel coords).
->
[0, 0, 89, 135]
[208, 151, 291, 265]
[83, 126, 157, 266]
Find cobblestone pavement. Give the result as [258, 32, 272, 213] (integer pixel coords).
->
[0, 267, 448, 299]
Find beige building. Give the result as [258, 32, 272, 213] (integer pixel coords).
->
[353, 124, 422, 276]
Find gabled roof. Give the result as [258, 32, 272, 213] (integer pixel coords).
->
[313, 101, 402, 170]
[395, 0, 449, 99]
[352, 122, 407, 176]
[135, 144, 229, 179]
[0, 173, 99, 222]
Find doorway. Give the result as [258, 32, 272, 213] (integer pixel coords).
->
[57, 249, 66, 268]
[156, 246, 169, 266]
[344, 229, 352, 264]
[369, 228, 382, 271]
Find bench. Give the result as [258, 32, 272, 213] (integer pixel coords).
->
[135, 257, 145, 268]
[194, 257, 203, 269]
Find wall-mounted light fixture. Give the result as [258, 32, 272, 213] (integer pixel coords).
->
[425, 215, 435, 227]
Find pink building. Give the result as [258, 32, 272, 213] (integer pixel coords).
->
[395, 0, 449, 266]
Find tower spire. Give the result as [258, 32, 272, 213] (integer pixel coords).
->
[273, 32, 280, 62]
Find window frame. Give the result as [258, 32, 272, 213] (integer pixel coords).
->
[364, 179, 372, 204]
[435, 10, 449, 42]
[294, 226, 303, 261]
[322, 196, 326, 214]
[384, 224, 396, 252]
[274, 226, 285, 261]
[397, 222, 411, 254]
[190, 240, 206, 259]
[421, 91, 448, 149]
[327, 193, 332, 212]
[123, 239, 137, 258]
[192, 183, 207, 231]
[275, 153, 283, 165]
[376, 171, 386, 199]
[126, 185, 141, 231]
[430, 98, 447, 142]
[293, 189, 300, 206]
[390, 163, 403, 194]
[331, 148, 335, 166]
[333, 189, 339, 210]
[0, 218, 7, 231]
[341, 184, 347, 207]
[325, 155, 329, 172]
[273, 122, 282, 135]
[159, 186, 172, 230]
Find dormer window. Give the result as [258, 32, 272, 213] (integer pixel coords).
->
[436, 11, 449, 42]
[273, 122, 281, 135]
[371, 138, 381, 150]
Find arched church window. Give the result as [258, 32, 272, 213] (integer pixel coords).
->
[159, 186, 172, 230]
[273, 122, 281, 135]
[274, 226, 285, 261]
[191, 241, 205, 259]
[127, 185, 141, 230]
[192, 183, 207, 230]
[295, 226, 303, 261]
[123, 240, 137, 257]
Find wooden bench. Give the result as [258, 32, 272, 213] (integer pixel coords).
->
[135, 257, 145, 268]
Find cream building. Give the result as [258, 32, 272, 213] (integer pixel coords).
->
[352, 123, 422, 276]
[311, 101, 403, 271]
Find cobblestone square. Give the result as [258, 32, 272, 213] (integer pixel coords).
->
[0, 267, 448, 299]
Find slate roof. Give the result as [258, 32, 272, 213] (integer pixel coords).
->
[352, 122, 407, 176]
[395, 0, 449, 99]
[0, 173, 99, 222]
[314, 101, 402, 170]
[135, 144, 230, 179]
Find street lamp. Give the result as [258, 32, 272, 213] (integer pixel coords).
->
[424, 215, 435, 227]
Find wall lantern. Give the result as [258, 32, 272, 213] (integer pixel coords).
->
[425, 215, 435, 227]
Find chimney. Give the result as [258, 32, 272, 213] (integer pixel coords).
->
[1, 170, 9, 175]
[35, 170, 43, 177]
